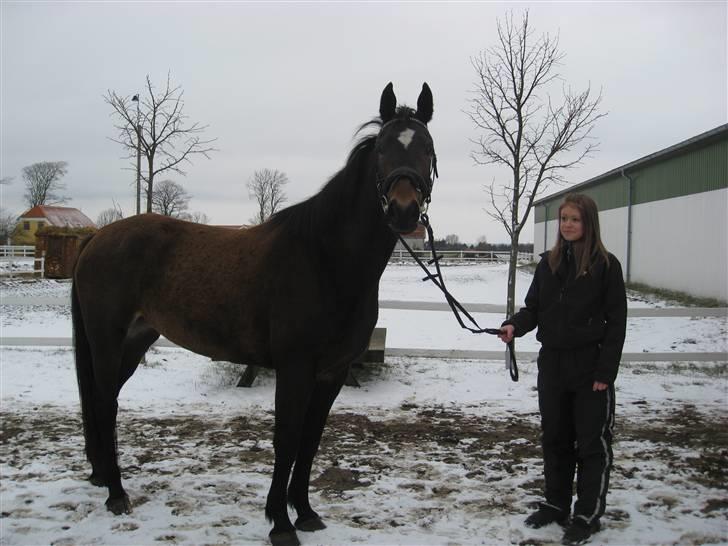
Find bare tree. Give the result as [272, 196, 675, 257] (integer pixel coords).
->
[104, 73, 216, 213]
[247, 168, 289, 225]
[0, 209, 17, 243]
[0, 177, 16, 243]
[467, 10, 606, 318]
[21, 161, 69, 208]
[151, 180, 191, 218]
[96, 203, 124, 228]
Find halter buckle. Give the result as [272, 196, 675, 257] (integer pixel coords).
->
[380, 194, 389, 214]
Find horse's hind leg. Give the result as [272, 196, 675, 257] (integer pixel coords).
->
[83, 319, 157, 492]
[84, 323, 133, 515]
[287, 370, 347, 532]
[119, 317, 159, 387]
[85, 317, 159, 514]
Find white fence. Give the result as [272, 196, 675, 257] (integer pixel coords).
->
[0, 246, 44, 278]
[0, 245, 35, 258]
[2, 297, 724, 364]
[390, 249, 533, 263]
[0, 246, 534, 272]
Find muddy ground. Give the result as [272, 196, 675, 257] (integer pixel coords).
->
[2, 400, 726, 545]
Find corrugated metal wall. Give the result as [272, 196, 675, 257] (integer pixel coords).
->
[631, 139, 727, 205]
[536, 136, 727, 220]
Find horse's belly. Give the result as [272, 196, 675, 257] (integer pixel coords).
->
[147, 313, 269, 368]
[167, 335, 270, 368]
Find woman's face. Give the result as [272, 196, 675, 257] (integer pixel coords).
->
[560, 205, 584, 242]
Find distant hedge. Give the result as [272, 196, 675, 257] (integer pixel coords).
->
[36, 226, 97, 237]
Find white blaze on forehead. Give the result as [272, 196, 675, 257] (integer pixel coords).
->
[397, 128, 415, 149]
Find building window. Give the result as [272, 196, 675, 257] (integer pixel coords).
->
[23, 222, 30, 230]
[37, 221, 44, 228]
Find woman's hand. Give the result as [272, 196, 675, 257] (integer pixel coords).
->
[593, 381, 608, 391]
[498, 325, 515, 343]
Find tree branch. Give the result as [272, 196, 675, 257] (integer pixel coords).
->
[105, 72, 218, 213]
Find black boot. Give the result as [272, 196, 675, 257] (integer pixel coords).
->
[524, 503, 569, 529]
[561, 518, 600, 545]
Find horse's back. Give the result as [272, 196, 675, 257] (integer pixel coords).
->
[74, 214, 274, 363]
[76, 214, 250, 293]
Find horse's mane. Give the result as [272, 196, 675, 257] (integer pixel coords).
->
[268, 107, 418, 241]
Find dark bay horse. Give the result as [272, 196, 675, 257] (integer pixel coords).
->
[72, 82, 437, 546]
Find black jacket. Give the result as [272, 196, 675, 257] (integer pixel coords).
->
[504, 248, 627, 384]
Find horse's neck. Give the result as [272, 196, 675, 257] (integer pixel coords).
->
[316, 168, 397, 283]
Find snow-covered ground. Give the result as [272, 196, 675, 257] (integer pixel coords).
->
[1, 264, 727, 545]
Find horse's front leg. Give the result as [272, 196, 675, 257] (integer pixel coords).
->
[287, 368, 347, 532]
[266, 365, 315, 546]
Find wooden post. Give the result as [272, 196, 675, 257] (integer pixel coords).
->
[344, 327, 387, 387]
[237, 365, 259, 388]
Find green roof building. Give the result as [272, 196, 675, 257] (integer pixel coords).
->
[533, 124, 727, 301]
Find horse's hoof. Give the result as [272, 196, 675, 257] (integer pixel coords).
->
[105, 495, 132, 515]
[295, 514, 326, 532]
[269, 530, 300, 546]
[89, 473, 106, 487]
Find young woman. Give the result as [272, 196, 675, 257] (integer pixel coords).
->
[498, 193, 627, 545]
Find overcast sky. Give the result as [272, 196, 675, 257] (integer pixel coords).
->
[1, 1, 725, 243]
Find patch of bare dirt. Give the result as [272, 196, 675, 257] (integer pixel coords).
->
[1, 401, 725, 530]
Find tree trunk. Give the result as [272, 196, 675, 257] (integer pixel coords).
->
[146, 158, 154, 213]
[506, 232, 520, 319]
[505, 231, 520, 364]
[508, 158, 521, 321]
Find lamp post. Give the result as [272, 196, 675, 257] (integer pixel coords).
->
[131, 94, 141, 215]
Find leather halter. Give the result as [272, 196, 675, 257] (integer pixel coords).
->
[374, 118, 438, 214]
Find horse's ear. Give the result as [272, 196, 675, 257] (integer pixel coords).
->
[415, 83, 433, 124]
[380, 82, 396, 123]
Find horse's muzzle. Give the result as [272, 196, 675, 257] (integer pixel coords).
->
[385, 183, 421, 233]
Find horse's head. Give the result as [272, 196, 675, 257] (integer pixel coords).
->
[375, 82, 437, 234]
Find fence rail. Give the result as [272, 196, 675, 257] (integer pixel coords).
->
[1, 295, 725, 364]
[1, 296, 726, 319]
[0, 245, 35, 258]
[0, 246, 44, 278]
[390, 249, 533, 263]
[0, 246, 534, 269]
[0, 337, 724, 363]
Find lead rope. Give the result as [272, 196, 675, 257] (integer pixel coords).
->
[396, 213, 519, 382]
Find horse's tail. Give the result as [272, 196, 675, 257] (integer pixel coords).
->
[72, 234, 100, 467]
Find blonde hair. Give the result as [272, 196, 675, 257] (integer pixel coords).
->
[548, 193, 610, 275]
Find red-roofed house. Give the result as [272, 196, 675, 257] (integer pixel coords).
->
[12, 205, 96, 245]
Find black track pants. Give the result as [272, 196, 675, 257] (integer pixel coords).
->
[537, 347, 616, 524]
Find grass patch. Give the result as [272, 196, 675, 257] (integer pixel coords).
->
[626, 282, 726, 308]
[205, 360, 248, 385]
[625, 361, 728, 377]
[203, 360, 276, 387]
